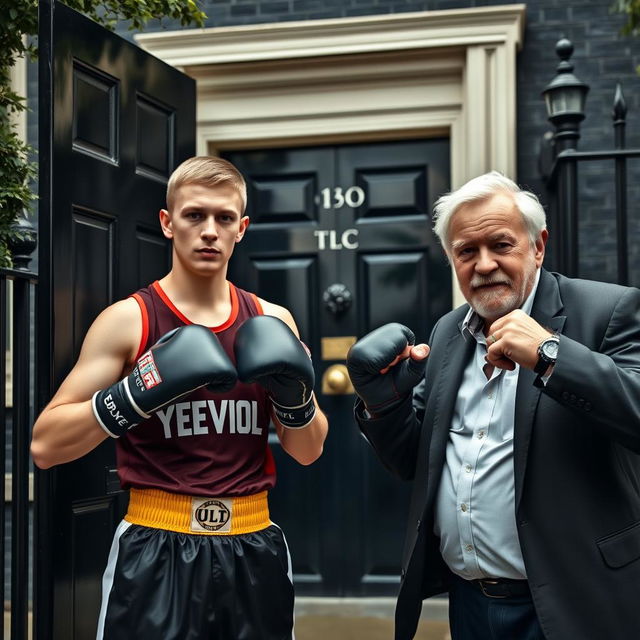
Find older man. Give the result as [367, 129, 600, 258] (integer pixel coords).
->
[347, 172, 640, 640]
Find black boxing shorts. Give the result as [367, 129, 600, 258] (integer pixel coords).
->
[96, 489, 294, 639]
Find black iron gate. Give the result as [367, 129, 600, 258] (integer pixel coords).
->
[540, 38, 640, 286]
[1, 224, 38, 639]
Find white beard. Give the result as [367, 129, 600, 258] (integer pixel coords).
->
[469, 258, 537, 321]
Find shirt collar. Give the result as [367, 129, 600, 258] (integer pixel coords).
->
[461, 268, 541, 342]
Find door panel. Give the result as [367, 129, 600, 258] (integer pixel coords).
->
[37, 3, 195, 637]
[250, 257, 320, 342]
[136, 226, 173, 286]
[225, 139, 450, 596]
[359, 252, 430, 330]
[72, 63, 119, 161]
[71, 208, 115, 358]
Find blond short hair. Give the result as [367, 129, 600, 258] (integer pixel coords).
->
[166, 156, 247, 213]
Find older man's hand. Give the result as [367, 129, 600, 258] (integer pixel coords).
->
[484, 310, 553, 372]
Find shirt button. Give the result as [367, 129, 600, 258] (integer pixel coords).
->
[465, 544, 474, 552]
[465, 464, 472, 473]
[487, 392, 493, 399]
[477, 430, 486, 439]
[461, 503, 468, 512]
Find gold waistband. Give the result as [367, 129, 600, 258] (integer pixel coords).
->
[125, 488, 271, 536]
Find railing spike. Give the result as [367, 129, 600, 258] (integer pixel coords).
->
[613, 83, 627, 123]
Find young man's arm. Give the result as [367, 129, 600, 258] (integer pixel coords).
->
[257, 299, 328, 466]
[30, 298, 142, 469]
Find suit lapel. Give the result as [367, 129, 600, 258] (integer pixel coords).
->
[514, 270, 566, 511]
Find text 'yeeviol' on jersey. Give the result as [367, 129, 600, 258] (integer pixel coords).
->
[115, 281, 276, 497]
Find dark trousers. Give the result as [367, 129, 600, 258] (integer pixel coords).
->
[448, 574, 546, 640]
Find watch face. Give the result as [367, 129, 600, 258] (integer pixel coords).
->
[542, 340, 559, 359]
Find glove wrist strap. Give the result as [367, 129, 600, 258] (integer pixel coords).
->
[92, 379, 145, 438]
[271, 395, 316, 429]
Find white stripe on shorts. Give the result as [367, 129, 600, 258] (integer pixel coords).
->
[272, 522, 295, 640]
[95, 520, 132, 640]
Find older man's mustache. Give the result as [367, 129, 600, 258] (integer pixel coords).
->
[471, 275, 512, 289]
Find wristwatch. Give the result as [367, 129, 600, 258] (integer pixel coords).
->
[534, 334, 560, 375]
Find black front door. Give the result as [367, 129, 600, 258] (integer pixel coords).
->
[36, 3, 195, 637]
[225, 139, 451, 596]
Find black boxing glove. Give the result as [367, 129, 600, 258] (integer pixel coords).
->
[92, 324, 237, 437]
[346, 322, 425, 414]
[234, 315, 316, 429]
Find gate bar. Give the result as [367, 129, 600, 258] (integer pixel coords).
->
[557, 156, 579, 278]
[11, 270, 36, 640]
[613, 83, 628, 285]
[0, 275, 6, 639]
[546, 147, 640, 182]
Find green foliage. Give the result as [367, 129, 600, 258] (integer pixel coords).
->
[63, 0, 206, 31]
[612, 0, 640, 74]
[0, 0, 206, 268]
[0, 1, 38, 267]
[612, 0, 640, 36]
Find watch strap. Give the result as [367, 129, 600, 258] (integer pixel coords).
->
[534, 335, 559, 376]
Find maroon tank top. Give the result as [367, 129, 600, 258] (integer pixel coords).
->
[115, 280, 276, 497]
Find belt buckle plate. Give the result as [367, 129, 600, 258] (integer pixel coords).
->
[478, 579, 508, 599]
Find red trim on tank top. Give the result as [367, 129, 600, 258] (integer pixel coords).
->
[130, 293, 149, 360]
[263, 446, 276, 475]
[151, 280, 239, 333]
[251, 293, 264, 315]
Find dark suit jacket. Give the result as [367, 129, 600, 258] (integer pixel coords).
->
[358, 269, 640, 640]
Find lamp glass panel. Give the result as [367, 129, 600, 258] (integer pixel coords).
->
[547, 87, 586, 116]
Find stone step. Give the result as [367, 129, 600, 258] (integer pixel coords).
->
[294, 597, 450, 640]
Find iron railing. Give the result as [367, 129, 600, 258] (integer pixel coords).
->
[542, 83, 640, 285]
[1, 223, 38, 639]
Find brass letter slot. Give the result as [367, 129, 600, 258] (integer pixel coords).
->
[321, 336, 356, 361]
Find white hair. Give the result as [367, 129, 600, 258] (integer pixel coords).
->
[432, 171, 547, 251]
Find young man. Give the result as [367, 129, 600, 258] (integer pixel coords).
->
[31, 156, 328, 640]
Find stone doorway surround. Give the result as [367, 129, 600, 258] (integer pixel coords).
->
[136, 3, 525, 307]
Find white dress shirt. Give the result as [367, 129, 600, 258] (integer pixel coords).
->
[433, 269, 542, 580]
